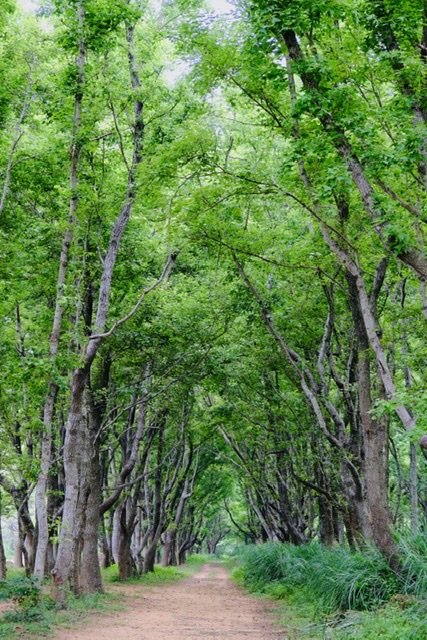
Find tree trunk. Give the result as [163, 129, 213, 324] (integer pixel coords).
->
[112, 509, 120, 565]
[143, 542, 157, 574]
[345, 270, 399, 567]
[33, 0, 85, 581]
[162, 476, 191, 567]
[0, 509, 6, 580]
[101, 519, 112, 569]
[52, 365, 88, 604]
[318, 495, 335, 547]
[80, 472, 103, 593]
[178, 549, 186, 565]
[118, 527, 134, 581]
[14, 541, 22, 568]
[52, 18, 146, 605]
[18, 507, 36, 575]
[359, 348, 399, 569]
[162, 530, 176, 567]
[80, 357, 110, 595]
[409, 443, 419, 535]
[339, 461, 370, 546]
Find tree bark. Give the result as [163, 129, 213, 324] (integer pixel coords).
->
[52, 17, 145, 605]
[346, 271, 399, 568]
[162, 478, 191, 567]
[116, 502, 135, 581]
[80, 428, 103, 592]
[143, 415, 167, 573]
[409, 443, 419, 535]
[0, 494, 6, 580]
[33, 1, 85, 580]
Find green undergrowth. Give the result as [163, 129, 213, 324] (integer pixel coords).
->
[233, 539, 427, 639]
[102, 553, 208, 584]
[0, 554, 207, 639]
[0, 588, 114, 640]
[103, 564, 185, 584]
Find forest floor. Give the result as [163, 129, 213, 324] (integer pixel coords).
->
[53, 563, 285, 640]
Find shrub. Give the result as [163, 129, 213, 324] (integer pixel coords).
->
[0, 576, 41, 610]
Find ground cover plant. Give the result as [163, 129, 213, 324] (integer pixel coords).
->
[235, 540, 427, 638]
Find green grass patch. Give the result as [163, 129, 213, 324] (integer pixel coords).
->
[234, 539, 427, 639]
[102, 564, 185, 585]
[102, 554, 207, 585]
[185, 553, 210, 566]
[0, 590, 116, 639]
[2, 568, 26, 581]
[330, 599, 427, 640]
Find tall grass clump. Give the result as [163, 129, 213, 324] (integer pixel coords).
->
[238, 542, 400, 613]
[397, 532, 427, 597]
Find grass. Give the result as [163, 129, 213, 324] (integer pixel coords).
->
[233, 538, 427, 639]
[238, 541, 400, 612]
[103, 564, 188, 584]
[0, 590, 115, 639]
[264, 597, 427, 640]
[0, 554, 208, 639]
[330, 600, 427, 640]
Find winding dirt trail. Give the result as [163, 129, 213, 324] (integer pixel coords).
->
[54, 563, 285, 640]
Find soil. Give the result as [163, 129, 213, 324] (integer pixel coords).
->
[54, 563, 286, 640]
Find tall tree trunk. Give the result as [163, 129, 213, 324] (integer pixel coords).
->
[409, 444, 419, 535]
[317, 496, 335, 546]
[52, 367, 88, 604]
[33, 0, 85, 581]
[0, 494, 6, 580]
[347, 271, 399, 568]
[52, 18, 145, 606]
[143, 421, 165, 574]
[81, 354, 111, 594]
[359, 348, 399, 569]
[339, 461, 369, 546]
[80, 439, 103, 593]
[404, 350, 419, 533]
[112, 509, 120, 565]
[143, 541, 159, 574]
[117, 502, 134, 581]
[163, 474, 192, 567]
[14, 541, 22, 568]
[162, 527, 178, 568]
[101, 522, 112, 569]
[162, 531, 175, 568]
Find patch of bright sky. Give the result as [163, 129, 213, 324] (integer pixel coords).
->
[208, 0, 234, 14]
[162, 0, 235, 85]
[17, 0, 235, 85]
[18, 0, 234, 17]
[18, 0, 39, 13]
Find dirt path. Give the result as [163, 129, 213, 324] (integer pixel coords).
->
[54, 563, 285, 640]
